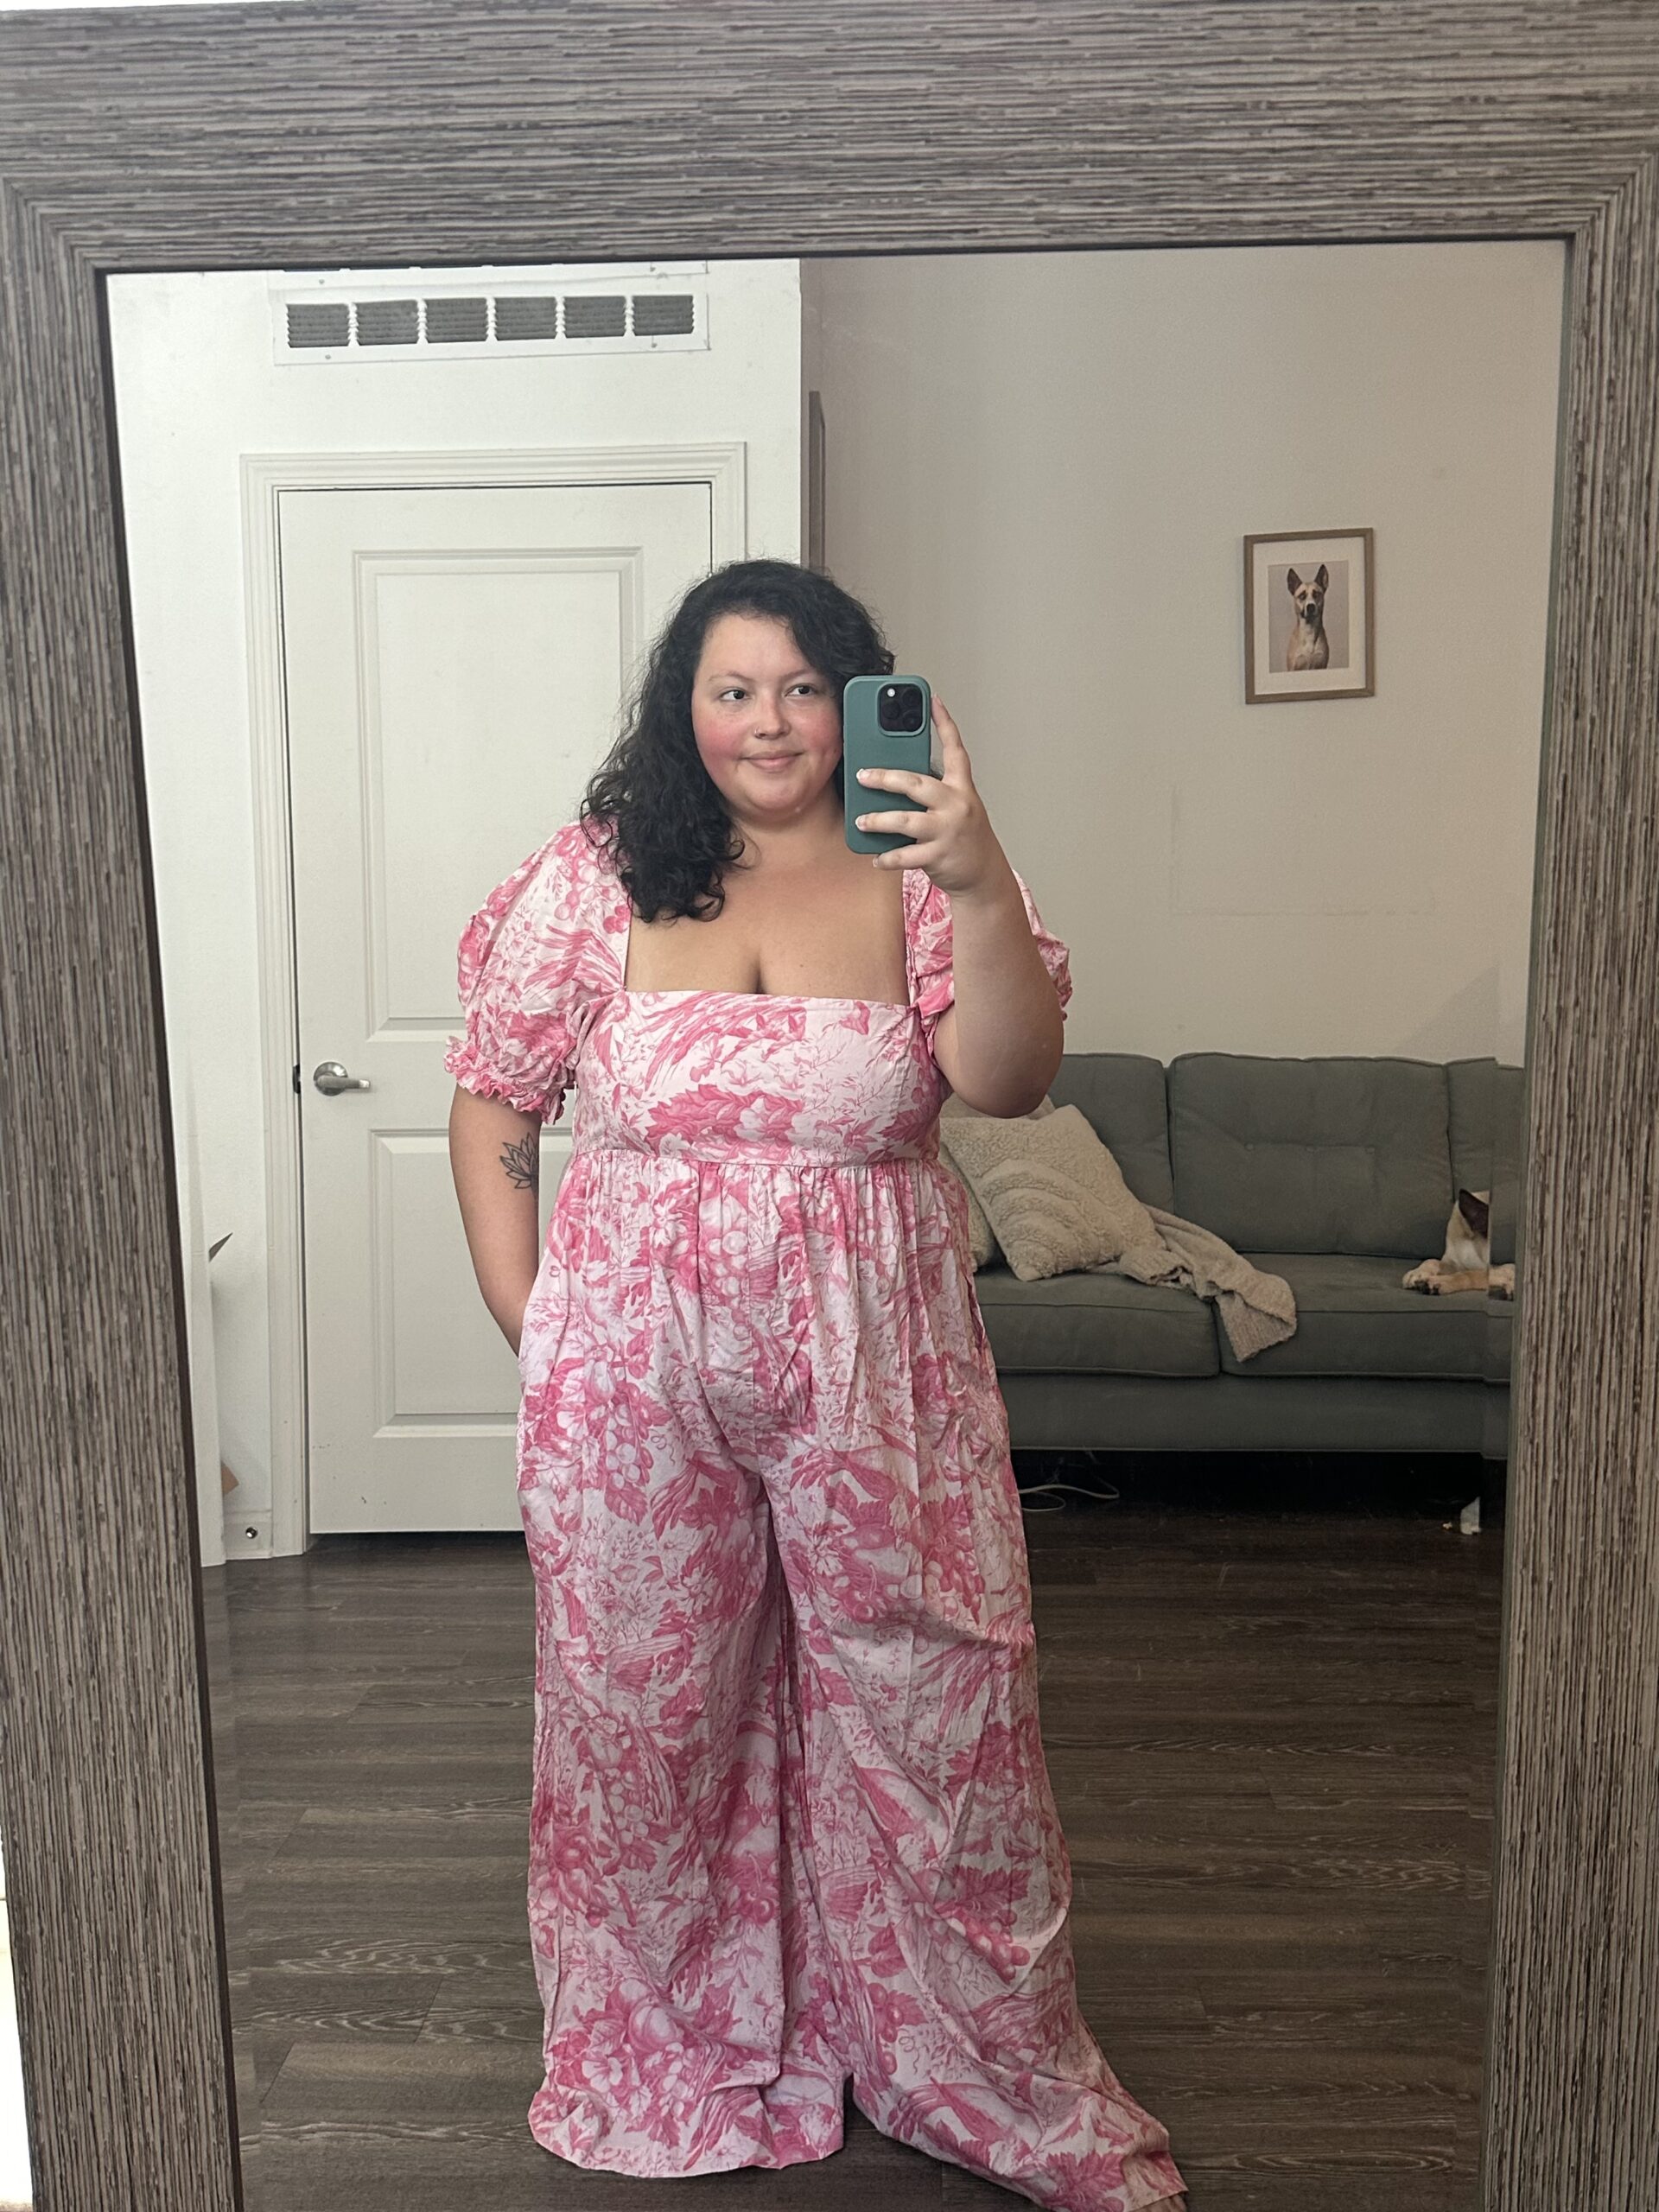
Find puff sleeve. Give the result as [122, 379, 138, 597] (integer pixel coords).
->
[442, 823, 588, 1125]
[908, 863, 1073, 1061]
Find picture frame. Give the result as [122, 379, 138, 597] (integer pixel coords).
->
[1245, 526, 1376, 702]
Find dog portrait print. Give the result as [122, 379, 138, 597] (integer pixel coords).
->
[1245, 529, 1374, 702]
[1285, 563, 1332, 670]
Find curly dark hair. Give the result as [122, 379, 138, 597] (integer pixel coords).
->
[577, 557, 895, 923]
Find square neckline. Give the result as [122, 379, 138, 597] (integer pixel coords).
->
[608, 849, 921, 1015]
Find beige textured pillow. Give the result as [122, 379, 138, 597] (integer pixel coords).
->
[937, 1094, 1054, 1268]
[940, 1102, 1162, 1282]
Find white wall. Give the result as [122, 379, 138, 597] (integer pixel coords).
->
[106, 259, 806, 1550]
[804, 241, 1564, 1067]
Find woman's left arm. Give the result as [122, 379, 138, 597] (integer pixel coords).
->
[855, 694, 1065, 1118]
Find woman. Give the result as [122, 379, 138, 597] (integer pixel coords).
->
[445, 558, 1187, 2211]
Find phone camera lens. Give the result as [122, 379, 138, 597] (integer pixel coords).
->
[876, 683, 925, 735]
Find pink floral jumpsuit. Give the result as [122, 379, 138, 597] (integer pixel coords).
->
[444, 818, 1186, 2211]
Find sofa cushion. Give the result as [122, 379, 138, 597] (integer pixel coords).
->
[1447, 1057, 1526, 1267]
[973, 1266, 1221, 1377]
[1482, 1304, 1513, 1383]
[1490, 1064, 1525, 1268]
[1216, 1252, 1497, 1380]
[1169, 1054, 1452, 1258]
[1047, 1053, 1175, 1211]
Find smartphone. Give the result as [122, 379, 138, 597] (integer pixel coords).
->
[842, 674, 939, 855]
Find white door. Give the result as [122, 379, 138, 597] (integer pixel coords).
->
[282, 480, 714, 1534]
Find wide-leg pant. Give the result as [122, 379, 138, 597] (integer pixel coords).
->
[514, 1150, 1186, 2210]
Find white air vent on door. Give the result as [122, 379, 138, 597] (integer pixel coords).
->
[270, 263, 709, 365]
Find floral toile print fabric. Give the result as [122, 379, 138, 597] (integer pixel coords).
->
[442, 820, 1187, 2211]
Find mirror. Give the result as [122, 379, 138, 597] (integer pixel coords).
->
[98, 238, 1561, 2209]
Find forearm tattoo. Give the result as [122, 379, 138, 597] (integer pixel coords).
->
[499, 1128, 539, 1192]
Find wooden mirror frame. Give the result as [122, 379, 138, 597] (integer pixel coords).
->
[2, 5, 1656, 2206]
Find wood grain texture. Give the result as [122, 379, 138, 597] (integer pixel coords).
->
[0, 3, 1654, 2209]
[1483, 156, 1659, 2212]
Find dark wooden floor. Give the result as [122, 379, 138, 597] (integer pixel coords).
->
[210, 1451, 1501, 2212]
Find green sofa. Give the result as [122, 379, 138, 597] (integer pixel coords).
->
[976, 1052, 1523, 1461]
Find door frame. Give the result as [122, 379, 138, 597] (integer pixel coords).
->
[238, 441, 748, 1557]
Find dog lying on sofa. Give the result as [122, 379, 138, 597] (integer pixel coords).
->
[1403, 1188, 1516, 1299]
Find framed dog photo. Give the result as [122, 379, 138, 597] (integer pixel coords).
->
[1244, 526, 1375, 703]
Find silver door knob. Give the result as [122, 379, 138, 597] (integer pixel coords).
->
[313, 1060, 371, 1095]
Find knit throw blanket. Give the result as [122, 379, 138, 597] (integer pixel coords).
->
[937, 1095, 1296, 1362]
[1085, 1205, 1297, 1363]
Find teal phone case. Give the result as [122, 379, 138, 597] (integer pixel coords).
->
[842, 674, 938, 854]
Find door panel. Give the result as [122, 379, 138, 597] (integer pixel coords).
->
[281, 480, 714, 1531]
